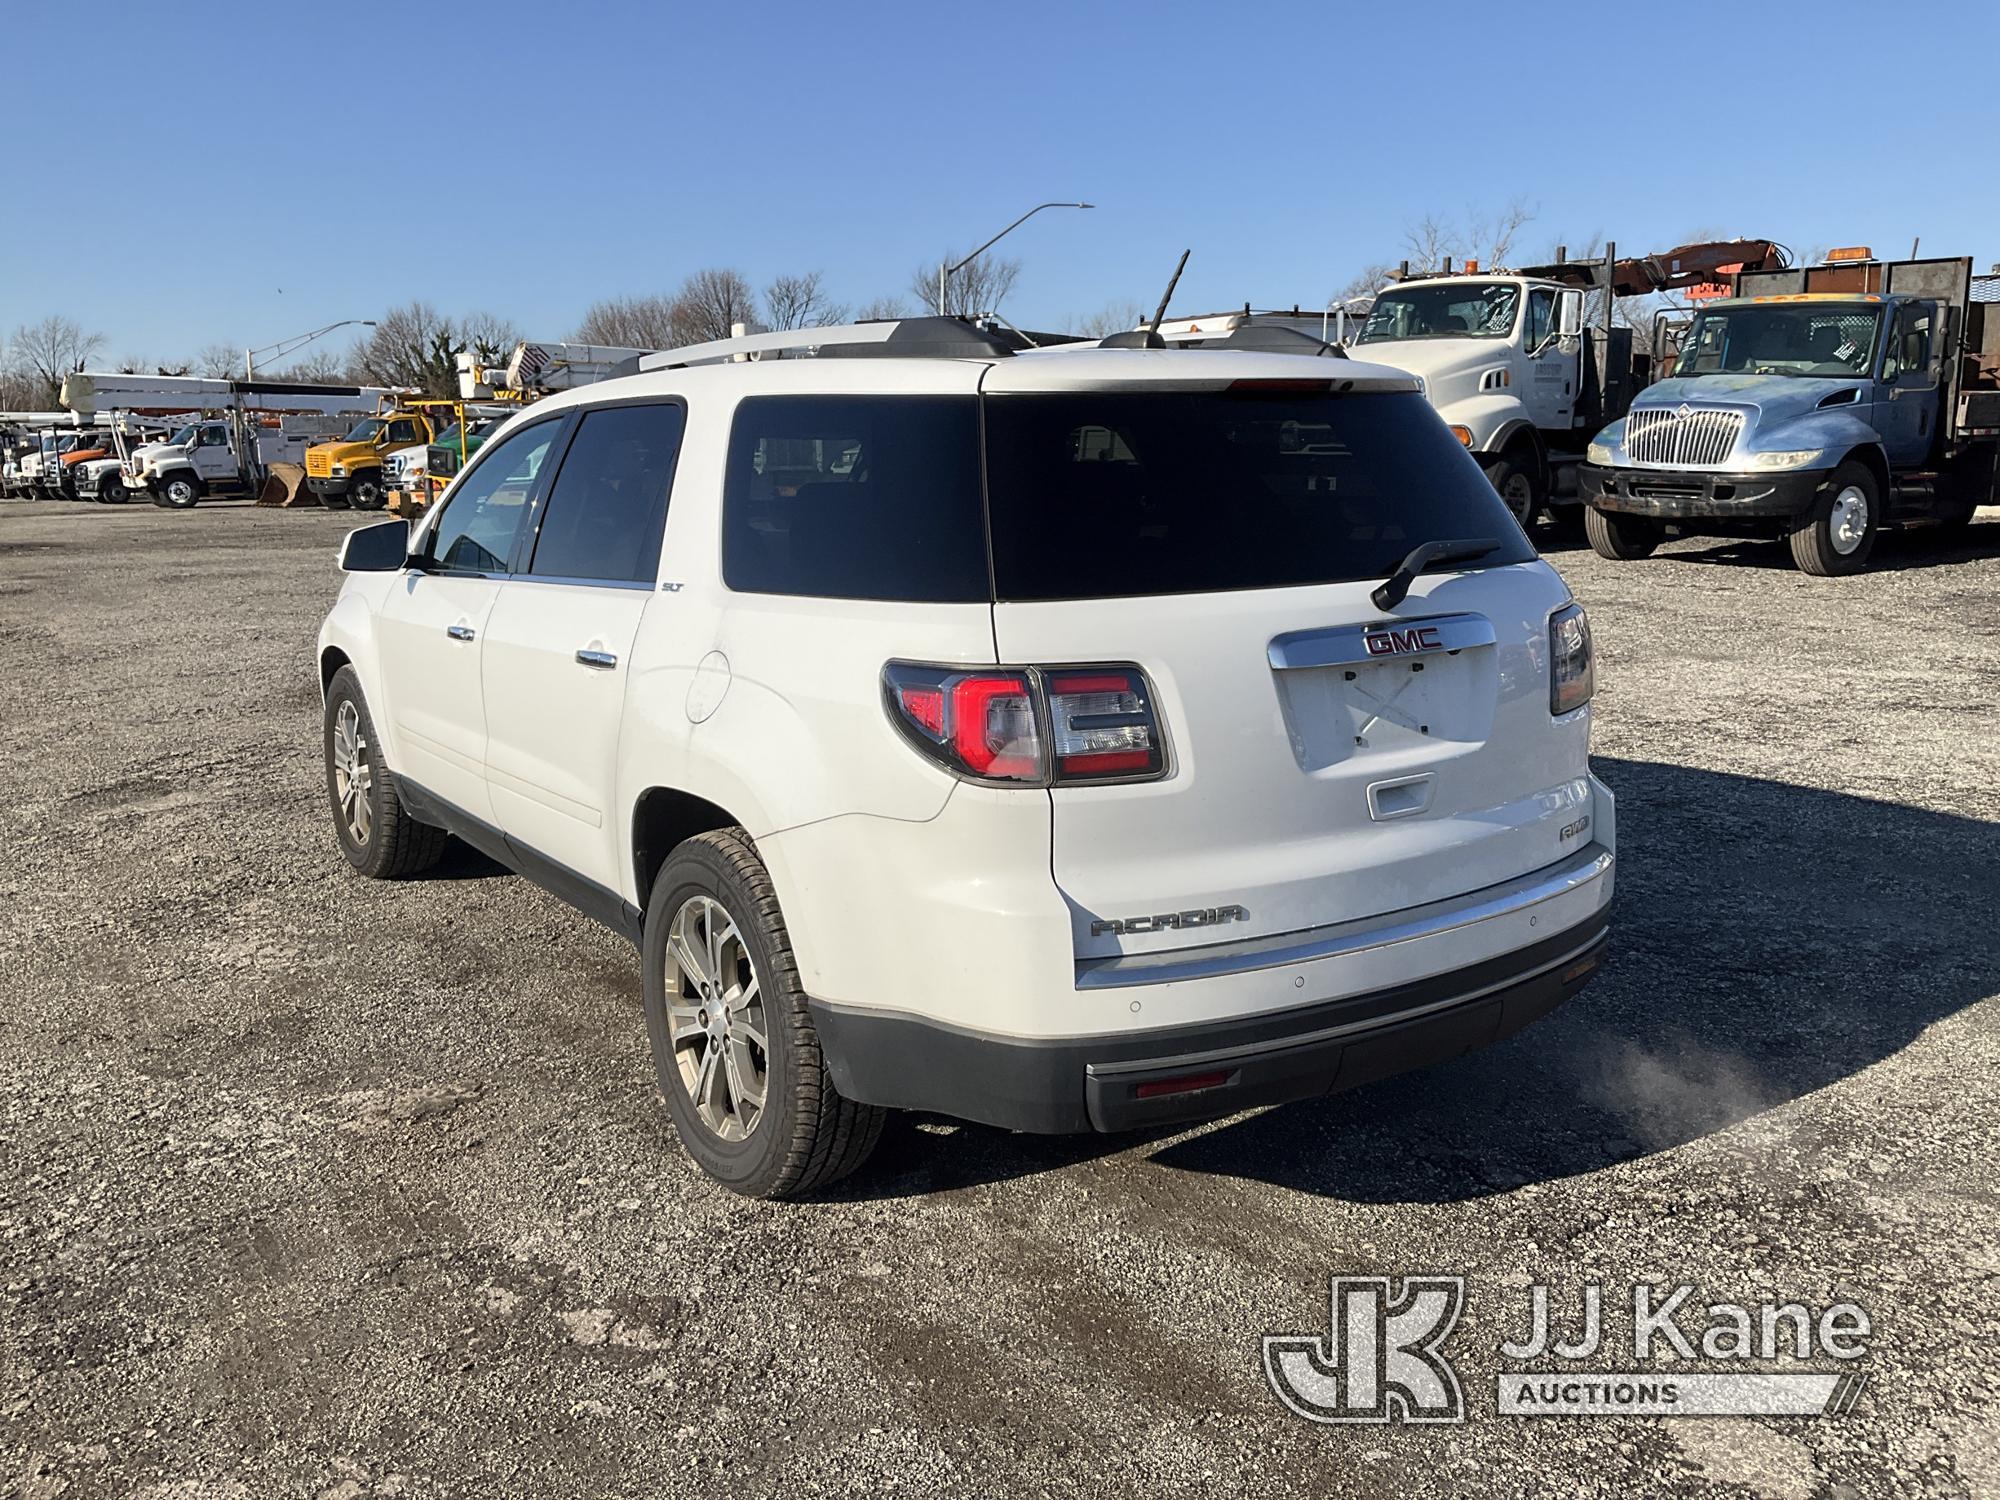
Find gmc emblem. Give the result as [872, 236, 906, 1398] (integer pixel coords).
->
[1091, 905, 1249, 937]
[1364, 625, 1444, 657]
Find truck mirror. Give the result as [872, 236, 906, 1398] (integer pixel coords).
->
[338, 518, 413, 574]
[1556, 290, 1584, 337]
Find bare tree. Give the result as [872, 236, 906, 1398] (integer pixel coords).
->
[1398, 200, 1536, 273]
[195, 342, 240, 379]
[763, 271, 846, 331]
[909, 253, 1022, 317]
[8, 315, 105, 405]
[1064, 301, 1146, 338]
[669, 268, 759, 345]
[272, 346, 350, 384]
[855, 296, 912, 322]
[574, 294, 680, 350]
[353, 303, 459, 396]
[458, 309, 522, 367]
[1331, 262, 1397, 304]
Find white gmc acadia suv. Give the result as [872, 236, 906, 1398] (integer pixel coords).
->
[317, 316, 1616, 1199]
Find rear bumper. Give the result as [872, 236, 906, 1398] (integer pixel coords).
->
[810, 853, 1612, 1134]
[1579, 462, 1825, 520]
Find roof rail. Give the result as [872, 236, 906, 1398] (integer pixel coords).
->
[635, 316, 1015, 372]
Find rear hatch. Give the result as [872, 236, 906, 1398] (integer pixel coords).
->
[978, 356, 1588, 962]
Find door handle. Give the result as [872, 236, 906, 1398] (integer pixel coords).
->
[576, 648, 618, 670]
[446, 623, 475, 641]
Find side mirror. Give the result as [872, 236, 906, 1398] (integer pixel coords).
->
[1556, 289, 1584, 337]
[338, 517, 413, 573]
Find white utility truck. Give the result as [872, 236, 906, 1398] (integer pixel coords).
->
[1345, 241, 1789, 526]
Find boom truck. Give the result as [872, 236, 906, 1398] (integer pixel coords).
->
[1579, 249, 2000, 575]
[60, 372, 399, 507]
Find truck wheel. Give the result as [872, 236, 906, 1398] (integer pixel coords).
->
[642, 828, 885, 1199]
[348, 472, 386, 511]
[99, 476, 129, 505]
[323, 667, 448, 879]
[161, 473, 203, 510]
[1788, 462, 1878, 576]
[1584, 505, 1662, 561]
[1483, 453, 1541, 529]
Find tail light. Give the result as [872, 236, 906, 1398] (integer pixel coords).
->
[883, 662, 1167, 786]
[1549, 602, 1594, 715]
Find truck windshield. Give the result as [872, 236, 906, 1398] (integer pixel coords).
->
[168, 425, 197, 447]
[1673, 303, 1882, 379]
[1354, 282, 1520, 343]
[343, 418, 385, 442]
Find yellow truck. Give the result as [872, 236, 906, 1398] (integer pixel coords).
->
[304, 406, 438, 510]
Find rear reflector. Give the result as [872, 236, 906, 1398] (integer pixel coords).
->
[1134, 1070, 1231, 1099]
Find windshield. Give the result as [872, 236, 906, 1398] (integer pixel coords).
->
[1355, 282, 1521, 343]
[167, 424, 197, 447]
[1674, 303, 1883, 379]
[432, 423, 464, 448]
[343, 417, 385, 442]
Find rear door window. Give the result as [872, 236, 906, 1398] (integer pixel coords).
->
[982, 390, 1533, 600]
[722, 396, 987, 602]
[526, 402, 685, 584]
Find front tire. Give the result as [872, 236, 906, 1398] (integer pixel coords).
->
[1788, 462, 1878, 576]
[99, 476, 129, 505]
[347, 471, 386, 511]
[322, 666, 447, 879]
[1585, 504, 1663, 560]
[642, 828, 884, 1199]
[160, 473, 203, 509]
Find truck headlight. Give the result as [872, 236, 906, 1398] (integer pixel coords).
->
[1586, 441, 1615, 466]
[1550, 602, 1594, 716]
[1748, 449, 1822, 471]
[330, 464, 348, 477]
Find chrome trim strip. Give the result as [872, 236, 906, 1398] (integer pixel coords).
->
[1073, 843, 1613, 990]
[1267, 612, 1495, 671]
[1084, 930, 1607, 1076]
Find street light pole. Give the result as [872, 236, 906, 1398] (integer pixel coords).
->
[244, 318, 377, 380]
[938, 201, 1094, 317]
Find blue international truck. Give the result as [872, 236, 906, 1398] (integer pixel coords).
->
[1578, 250, 2000, 574]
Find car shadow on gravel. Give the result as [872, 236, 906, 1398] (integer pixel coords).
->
[1134, 755, 1999, 1203]
[1626, 518, 2000, 573]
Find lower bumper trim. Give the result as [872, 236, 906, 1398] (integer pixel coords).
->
[1579, 462, 1825, 519]
[809, 911, 1610, 1134]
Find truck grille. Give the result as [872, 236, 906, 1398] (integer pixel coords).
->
[1626, 406, 1745, 468]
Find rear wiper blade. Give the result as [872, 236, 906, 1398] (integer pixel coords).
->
[1371, 537, 1500, 612]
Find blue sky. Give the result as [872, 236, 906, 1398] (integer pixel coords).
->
[6, 0, 1997, 366]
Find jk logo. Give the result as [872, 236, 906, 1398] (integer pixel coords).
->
[1263, 1276, 1466, 1424]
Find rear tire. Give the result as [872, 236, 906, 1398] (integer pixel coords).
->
[322, 666, 448, 879]
[642, 828, 885, 1199]
[1585, 504, 1663, 560]
[1788, 461, 1878, 576]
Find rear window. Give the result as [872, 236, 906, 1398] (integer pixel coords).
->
[722, 396, 988, 602]
[984, 391, 1531, 600]
[719, 389, 1530, 604]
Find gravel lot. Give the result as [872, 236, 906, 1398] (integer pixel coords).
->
[3, 498, 1998, 1499]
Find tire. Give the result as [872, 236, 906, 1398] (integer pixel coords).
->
[641, 827, 885, 1199]
[160, 472, 203, 510]
[347, 471, 386, 511]
[99, 476, 128, 505]
[1584, 504, 1663, 561]
[1788, 461, 1878, 576]
[322, 666, 448, 880]
[1482, 451, 1542, 530]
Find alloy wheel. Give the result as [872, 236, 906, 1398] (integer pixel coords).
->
[331, 699, 373, 846]
[663, 894, 768, 1141]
